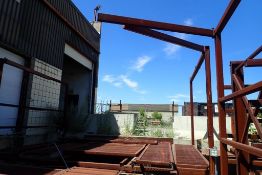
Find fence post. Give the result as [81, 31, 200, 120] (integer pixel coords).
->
[120, 100, 122, 112]
[109, 100, 112, 111]
[172, 101, 175, 117]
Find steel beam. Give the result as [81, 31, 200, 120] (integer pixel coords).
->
[214, 0, 241, 34]
[190, 82, 195, 145]
[204, 46, 215, 175]
[224, 85, 232, 90]
[190, 54, 205, 82]
[234, 45, 262, 72]
[219, 80, 262, 102]
[245, 59, 262, 67]
[214, 33, 228, 175]
[232, 74, 262, 141]
[98, 13, 214, 37]
[124, 25, 205, 52]
[221, 138, 262, 158]
[231, 63, 249, 175]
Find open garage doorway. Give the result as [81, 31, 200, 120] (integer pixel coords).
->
[62, 50, 94, 132]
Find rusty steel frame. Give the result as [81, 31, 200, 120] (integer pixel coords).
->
[124, 24, 215, 174]
[190, 47, 215, 175]
[98, 13, 213, 37]
[123, 25, 205, 52]
[97, 1, 262, 174]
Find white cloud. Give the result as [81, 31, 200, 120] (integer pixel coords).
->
[103, 74, 147, 94]
[102, 75, 116, 83]
[120, 75, 138, 89]
[164, 44, 181, 56]
[163, 19, 193, 56]
[184, 18, 193, 26]
[132, 56, 152, 72]
[102, 74, 122, 87]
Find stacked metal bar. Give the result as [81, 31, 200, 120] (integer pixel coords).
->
[174, 144, 209, 175]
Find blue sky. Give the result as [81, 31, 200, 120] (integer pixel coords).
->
[72, 0, 262, 105]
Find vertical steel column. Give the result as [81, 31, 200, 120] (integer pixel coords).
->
[214, 33, 228, 175]
[231, 62, 249, 175]
[190, 81, 195, 145]
[204, 46, 215, 175]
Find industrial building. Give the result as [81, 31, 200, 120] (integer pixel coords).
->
[0, 0, 100, 145]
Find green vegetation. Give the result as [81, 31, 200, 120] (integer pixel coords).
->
[151, 129, 164, 137]
[152, 111, 162, 121]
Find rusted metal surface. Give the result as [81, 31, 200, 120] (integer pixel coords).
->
[221, 139, 262, 158]
[214, 0, 241, 34]
[175, 144, 209, 175]
[124, 25, 205, 52]
[136, 142, 173, 167]
[234, 45, 262, 71]
[231, 62, 249, 175]
[190, 81, 195, 146]
[79, 136, 158, 145]
[219, 80, 262, 102]
[64, 142, 146, 157]
[54, 167, 119, 175]
[98, 13, 213, 37]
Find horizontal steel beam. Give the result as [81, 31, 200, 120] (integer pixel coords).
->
[245, 59, 262, 67]
[124, 25, 205, 52]
[224, 85, 232, 90]
[234, 45, 262, 71]
[214, 0, 241, 34]
[98, 13, 214, 37]
[246, 45, 262, 60]
[220, 138, 262, 157]
[190, 53, 205, 82]
[219, 80, 262, 102]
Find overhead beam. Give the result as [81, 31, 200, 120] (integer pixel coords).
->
[98, 13, 214, 37]
[214, 0, 241, 34]
[124, 25, 205, 52]
[221, 138, 262, 158]
[245, 59, 262, 67]
[219, 80, 262, 102]
[190, 54, 205, 82]
[234, 45, 262, 71]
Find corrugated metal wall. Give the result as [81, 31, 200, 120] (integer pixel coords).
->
[0, 0, 100, 69]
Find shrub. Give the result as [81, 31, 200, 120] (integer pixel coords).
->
[152, 112, 162, 121]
